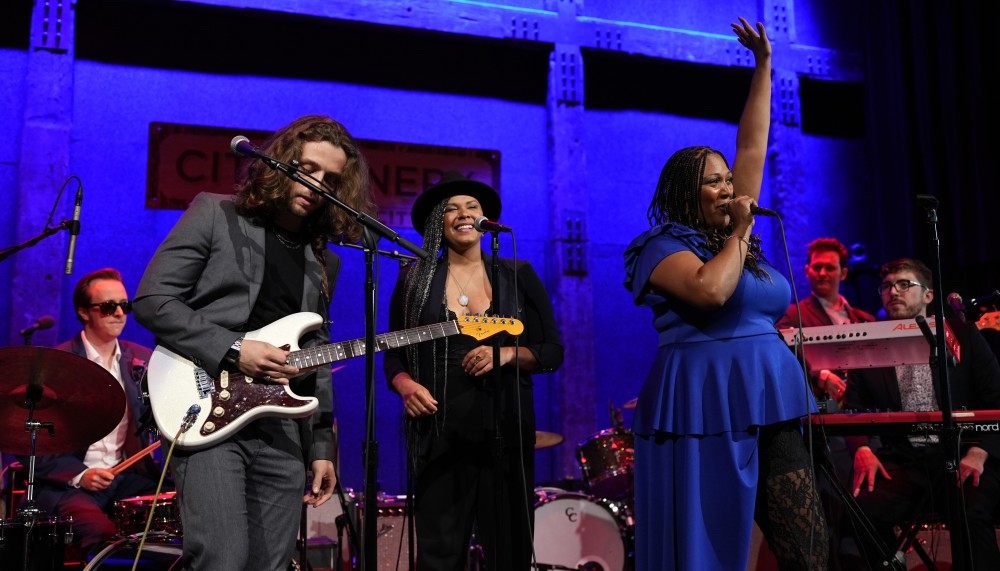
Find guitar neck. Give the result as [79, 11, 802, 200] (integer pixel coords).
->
[287, 320, 461, 369]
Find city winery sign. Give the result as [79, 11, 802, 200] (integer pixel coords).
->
[146, 122, 500, 230]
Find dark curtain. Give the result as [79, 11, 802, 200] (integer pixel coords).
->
[862, 0, 1000, 301]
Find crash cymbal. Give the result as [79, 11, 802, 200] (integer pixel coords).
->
[535, 430, 564, 449]
[0, 346, 126, 456]
[623, 397, 638, 410]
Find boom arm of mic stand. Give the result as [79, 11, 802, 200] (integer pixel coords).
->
[263, 157, 429, 259]
[0, 220, 74, 263]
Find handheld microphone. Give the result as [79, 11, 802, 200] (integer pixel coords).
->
[473, 216, 512, 233]
[750, 204, 779, 217]
[230, 135, 264, 159]
[18, 315, 55, 336]
[64, 185, 83, 275]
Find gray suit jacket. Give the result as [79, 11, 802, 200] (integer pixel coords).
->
[133, 192, 339, 464]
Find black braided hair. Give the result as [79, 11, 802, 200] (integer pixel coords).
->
[646, 146, 770, 279]
[401, 199, 449, 429]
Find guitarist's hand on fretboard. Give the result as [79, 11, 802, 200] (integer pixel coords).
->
[239, 339, 299, 383]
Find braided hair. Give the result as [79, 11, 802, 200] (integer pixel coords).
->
[647, 146, 770, 279]
[401, 199, 450, 421]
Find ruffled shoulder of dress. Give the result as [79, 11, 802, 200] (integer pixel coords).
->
[624, 223, 708, 295]
[624, 223, 707, 261]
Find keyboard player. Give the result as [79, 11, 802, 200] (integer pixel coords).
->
[778, 237, 875, 570]
[778, 237, 875, 403]
[843, 258, 1000, 570]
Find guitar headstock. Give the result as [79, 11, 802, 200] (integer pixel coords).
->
[978, 311, 1000, 332]
[457, 315, 524, 340]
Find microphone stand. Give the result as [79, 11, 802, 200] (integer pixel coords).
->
[18, 383, 56, 571]
[486, 229, 507, 565]
[916, 195, 973, 568]
[0, 219, 77, 263]
[256, 153, 428, 571]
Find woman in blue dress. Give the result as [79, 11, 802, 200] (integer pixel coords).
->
[623, 17, 827, 571]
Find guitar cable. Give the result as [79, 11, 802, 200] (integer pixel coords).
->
[126, 405, 200, 571]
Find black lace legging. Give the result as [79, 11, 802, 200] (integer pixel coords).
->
[754, 420, 829, 571]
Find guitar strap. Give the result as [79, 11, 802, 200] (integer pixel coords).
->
[313, 243, 331, 306]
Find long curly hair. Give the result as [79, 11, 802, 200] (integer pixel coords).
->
[647, 145, 770, 279]
[233, 115, 377, 248]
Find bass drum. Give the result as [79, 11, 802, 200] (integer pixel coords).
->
[82, 536, 183, 570]
[533, 491, 630, 571]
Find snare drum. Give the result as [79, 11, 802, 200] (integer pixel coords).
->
[112, 491, 181, 538]
[0, 516, 73, 571]
[532, 491, 629, 571]
[576, 427, 634, 499]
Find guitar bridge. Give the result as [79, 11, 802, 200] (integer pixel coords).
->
[194, 367, 215, 398]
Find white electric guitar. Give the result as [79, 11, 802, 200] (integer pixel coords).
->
[147, 312, 524, 450]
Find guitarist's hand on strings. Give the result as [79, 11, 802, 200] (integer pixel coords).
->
[238, 339, 300, 383]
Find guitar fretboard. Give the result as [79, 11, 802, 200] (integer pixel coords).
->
[287, 320, 462, 369]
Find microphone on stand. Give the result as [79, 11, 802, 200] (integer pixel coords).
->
[750, 204, 779, 217]
[230, 135, 265, 160]
[969, 290, 1000, 311]
[64, 185, 83, 275]
[19, 315, 55, 346]
[18, 315, 55, 336]
[947, 292, 966, 322]
[473, 216, 512, 233]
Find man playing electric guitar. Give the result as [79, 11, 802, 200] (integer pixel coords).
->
[134, 115, 378, 571]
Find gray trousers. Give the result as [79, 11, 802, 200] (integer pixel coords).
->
[171, 418, 305, 571]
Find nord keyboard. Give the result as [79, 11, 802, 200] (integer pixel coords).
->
[780, 318, 959, 371]
[809, 409, 1000, 436]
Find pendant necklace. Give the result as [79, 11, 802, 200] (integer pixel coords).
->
[448, 265, 479, 308]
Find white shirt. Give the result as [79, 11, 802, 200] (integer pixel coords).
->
[815, 293, 856, 326]
[69, 331, 130, 487]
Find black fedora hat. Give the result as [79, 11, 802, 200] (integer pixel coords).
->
[410, 171, 501, 236]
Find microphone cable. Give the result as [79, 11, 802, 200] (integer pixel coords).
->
[769, 211, 826, 565]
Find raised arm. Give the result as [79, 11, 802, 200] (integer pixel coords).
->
[730, 17, 772, 202]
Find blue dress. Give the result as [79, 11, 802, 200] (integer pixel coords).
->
[623, 223, 816, 570]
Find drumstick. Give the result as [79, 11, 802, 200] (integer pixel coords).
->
[111, 440, 162, 475]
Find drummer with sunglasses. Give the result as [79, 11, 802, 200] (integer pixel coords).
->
[17, 267, 164, 559]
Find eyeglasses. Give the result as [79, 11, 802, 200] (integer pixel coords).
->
[87, 300, 133, 316]
[876, 280, 927, 295]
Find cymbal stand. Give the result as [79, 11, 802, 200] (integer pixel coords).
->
[17, 383, 56, 571]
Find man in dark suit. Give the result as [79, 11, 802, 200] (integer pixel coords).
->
[134, 115, 377, 571]
[21, 268, 159, 556]
[845, 258, 1000, 570]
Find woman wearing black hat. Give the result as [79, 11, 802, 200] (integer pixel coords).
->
[383, 171, 564, 570]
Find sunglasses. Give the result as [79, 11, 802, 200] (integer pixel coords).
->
[87, 300, 133, 316]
